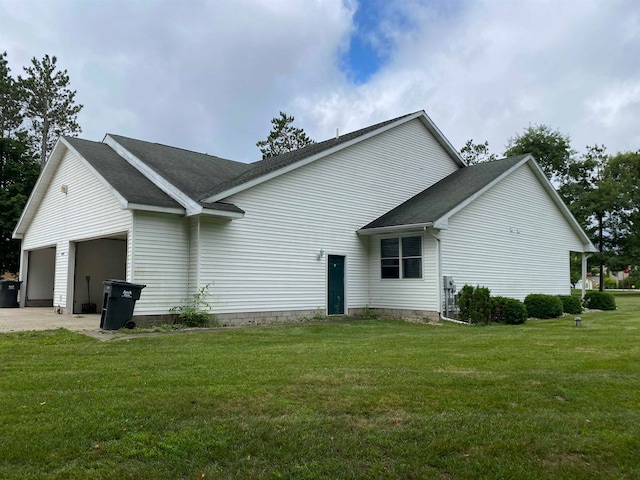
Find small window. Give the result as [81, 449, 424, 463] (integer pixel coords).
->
[381, 238, 399, 278]
[380, 236, 422, 279]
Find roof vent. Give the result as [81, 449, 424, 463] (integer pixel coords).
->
[336, 128, 339, 139]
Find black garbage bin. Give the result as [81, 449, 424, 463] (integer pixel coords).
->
[0, 280, 22, 308]
[100, 280, 146, 330]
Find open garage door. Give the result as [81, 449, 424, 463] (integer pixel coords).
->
[25, 247, 56, 307]
[72, 237, 127, 314]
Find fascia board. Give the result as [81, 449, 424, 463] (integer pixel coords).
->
[126, 203, 186, 215]
[12, 137, 67, 239]
[357, 222, 433, 235]
[524, 158, 597, 252]
[203, 111, 427, 203]
[200, 208, 245, 219]
[104, 135, 203, 216]
[63, 139, 129, 209]
[416, 111, 467, 167]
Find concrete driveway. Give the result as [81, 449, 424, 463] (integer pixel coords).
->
[0, 307, 102, 334]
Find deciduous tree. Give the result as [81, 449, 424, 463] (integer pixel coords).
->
[0, 135, 39, 273]
[504, 124, 575, 183]
[460, 139, 497, 165]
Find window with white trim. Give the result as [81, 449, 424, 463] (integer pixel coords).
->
[380, 236, 422, 279]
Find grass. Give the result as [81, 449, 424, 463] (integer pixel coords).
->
[1, 293, 639, 479]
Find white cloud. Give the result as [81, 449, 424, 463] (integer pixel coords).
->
[1, 0, 638, 163]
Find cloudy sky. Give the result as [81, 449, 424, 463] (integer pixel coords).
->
[1, 0, 638, 163]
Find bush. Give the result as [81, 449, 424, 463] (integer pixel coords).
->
[604, 277, 617, 289]
[584, 291, 616, 310]
[558, 295, 582, 314]
[491, 297, 528, 324]
[524, 294, 563, 319]
[458, 284, 491, 324]
[458, 284, 475, 322]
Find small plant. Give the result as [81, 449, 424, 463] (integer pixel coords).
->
[524, 294, 563, 319]
[169, 284, 218, 328]
[584, 291, 616, 311]
[491, 297, 528, 324]
[558, 295, 582, 314]
[361, 305, 379, 319]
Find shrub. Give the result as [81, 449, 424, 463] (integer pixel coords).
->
[558, 295, 582, 314]
[458, 284, 475, 322]
[603, 276, 617, 289]
[524, 294, 563, 319]
[458, 284, 491, 324]
[584, 291, 616, 310]
[491, 297, 528, 324]
[470, 286, 492, 325]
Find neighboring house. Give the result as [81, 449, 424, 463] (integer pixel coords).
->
[13, 111, 596, 324]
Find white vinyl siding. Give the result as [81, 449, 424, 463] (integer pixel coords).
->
[368, 234, 439, 310]
[198, 118, 458, 314]
[20, 149, 131, 309]
[440, 163, 585, 300]
[131, 211, 190, 315]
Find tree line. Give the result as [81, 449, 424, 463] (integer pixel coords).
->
[461, 127, 640, 290]
[1, 51, 83, 273]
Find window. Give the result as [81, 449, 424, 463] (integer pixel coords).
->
[380, 236, 422, 279]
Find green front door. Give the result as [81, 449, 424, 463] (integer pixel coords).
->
[327, 255, 345, 315]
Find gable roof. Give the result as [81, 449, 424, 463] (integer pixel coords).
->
[359, 155, 596, 252]
[202, 110, 465, 202]
[361, 155, 528, 231]
[105, 134, 253, 201]
[64, 137, 182, 210]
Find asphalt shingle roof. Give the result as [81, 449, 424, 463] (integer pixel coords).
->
[361, 155, 529, 230]
[107, 134, 253, 201]
[64, 137, 183, 209]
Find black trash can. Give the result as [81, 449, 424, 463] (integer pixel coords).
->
[0, 280, 22, 308]
[100, 280, 146, 330]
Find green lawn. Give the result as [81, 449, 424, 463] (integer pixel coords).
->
[1, 294, 639, 479]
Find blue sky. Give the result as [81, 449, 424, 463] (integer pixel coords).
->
[0, 0, 638, 162]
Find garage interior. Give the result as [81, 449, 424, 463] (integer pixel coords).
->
[72, 237, 127, 314]
[25, 247, 56, 307]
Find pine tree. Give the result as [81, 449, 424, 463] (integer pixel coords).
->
[0, 51, 23, 138]
[256, 111, 314, 159]
[19, 54, 83, 168]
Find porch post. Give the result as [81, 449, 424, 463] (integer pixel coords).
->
[581, 252, 587, 300]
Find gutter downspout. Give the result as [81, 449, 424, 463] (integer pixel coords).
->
[428, 228, 468, 325]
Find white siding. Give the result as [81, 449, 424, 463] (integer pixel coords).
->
[367, 233, 440, 310]
[131, 211, 190, 315]
[440, 163, 585, 300]
[21, 149, 132, 309]
[199, 119, 459, 314]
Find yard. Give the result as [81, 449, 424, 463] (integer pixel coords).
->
[1, 293, 639, 479]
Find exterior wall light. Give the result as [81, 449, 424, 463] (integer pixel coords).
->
[316, 248, 325, 260]
[60, 185, 68, 194]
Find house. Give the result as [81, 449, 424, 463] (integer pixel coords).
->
[13, 111, 596, 324]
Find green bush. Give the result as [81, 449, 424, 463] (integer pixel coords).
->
[584, 291, 616, 311]
[491, 297, 528, 325]
[558, 295, 582, 314]
[470, 286, 492, 325]
[458, 285, 491, 324]
[604, 277, 617, 289]
[458, 284, 475, 322]
[524, 294, 563, 319]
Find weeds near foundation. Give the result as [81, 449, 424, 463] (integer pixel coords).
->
[169, 284, 219, 328]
